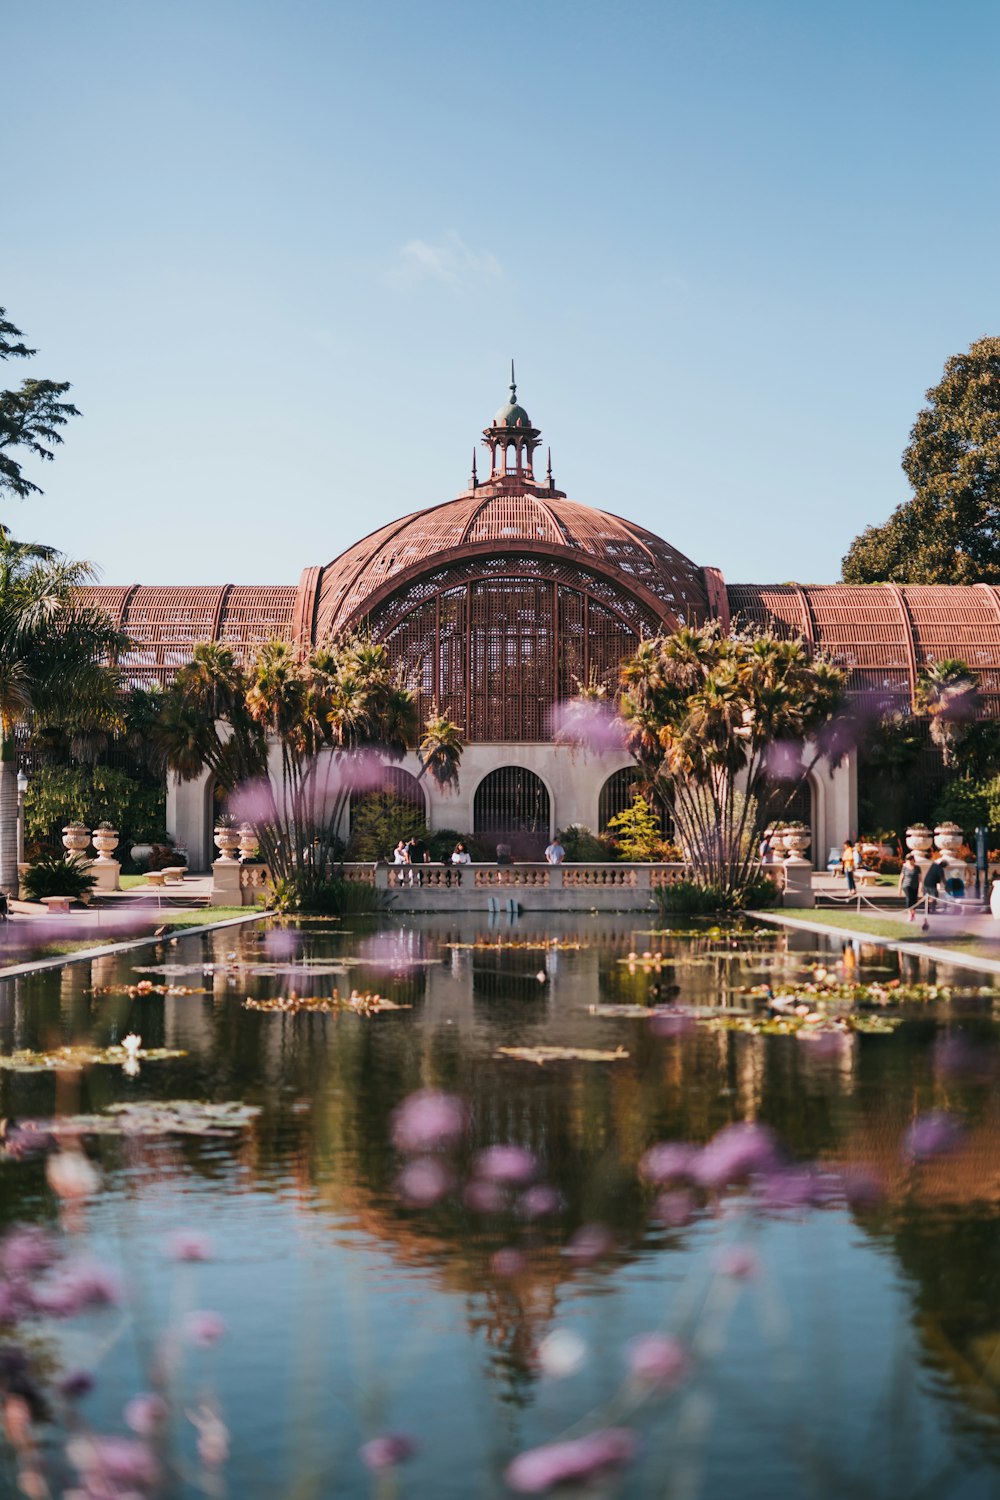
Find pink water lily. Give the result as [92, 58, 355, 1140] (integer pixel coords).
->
[505, 1427, 637, 1493]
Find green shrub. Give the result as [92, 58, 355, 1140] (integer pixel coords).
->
[24, 763, 165, 866]
[270, 875, 387, 916]
[655, 872, 781, 914]
[557, 824, 615, 861]
[347, 790, 426, 861]
[425, 828, 487, 863]
[22, 855, 97, 903]
[606, 792, 671, 861]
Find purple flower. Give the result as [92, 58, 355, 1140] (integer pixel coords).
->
[463, 1179, 508, 1214]
[565, 1223, 613, 1265]
[692, 1123, 780, 1190]
[185, 1310, 226, 1348]
[167, 1229, 214, 1263]
[650, 1011, 696, 1039]
[67, 1433, 159, 1488]
[516, 1185, 564, 1220]
[839, 1166, 886, 1211]
[754, 1166, 837, 1212]
[397, 1157, 453, 1207]
[36, 1262, 122, 1317]
[549, 698, 626, 753]
[491, 1248, 528, 1278]
[0, 1227, 59, 1280]
[639, 1143, 696, 1185]
[124, 1392, 169, 1435]
[58, 1369, 95, 1400]
[473, 1145, 538, 1186]
[505, 1428, 638, 1493]
[902, 1110, 966, 1163]
[626, 1333, 688, 1387]
[390, 1091, 467, 1155]
[653, 1189, 696, 1228]
[714, 1245, 758, 1280]
[933, 1034, 995, 1084]
[360, 1433, 418, 1472]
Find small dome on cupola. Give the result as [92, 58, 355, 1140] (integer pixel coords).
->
[492, 362, 532, 427]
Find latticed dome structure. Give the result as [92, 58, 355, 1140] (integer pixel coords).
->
[80, 372, 1000, 865]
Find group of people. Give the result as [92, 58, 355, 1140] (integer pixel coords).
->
[391, 837, 472, 877]
[841, 839, 962, 922]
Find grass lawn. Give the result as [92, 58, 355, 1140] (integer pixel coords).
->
[772, 906, 1000, 960]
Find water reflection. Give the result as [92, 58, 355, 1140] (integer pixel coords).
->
[2, 914, 1000, 1492]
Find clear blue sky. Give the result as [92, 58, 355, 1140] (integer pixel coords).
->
[5, 0, 1000, 586]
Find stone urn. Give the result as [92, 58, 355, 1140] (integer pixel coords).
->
[130, 842, 154, 869]
[214, 823, 241, 863]
[934, 822, 963, 854]
[238, 822, 259, 861]
[92, 823, 120, 862]
[782, 824, 811, 859]
[62, 822, 91, 859]
[905, 825, 933, 857]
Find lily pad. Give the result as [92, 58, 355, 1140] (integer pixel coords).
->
[244, 992, 410, 1015]
[3, 1100, 263, 1143]
[0, 1044, 186, 1073]
[496, 1044, 629, 1065]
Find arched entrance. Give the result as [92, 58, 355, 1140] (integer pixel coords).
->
[474, 768, 551, 860]
[348, 767, 428, 860]
[598, 768, 671, 836]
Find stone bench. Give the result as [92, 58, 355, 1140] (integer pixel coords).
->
[39, 895, 74, 914]
[144, 871, 168, 887]
[160, 867, 187, 883]
[856, 870, 880, 888]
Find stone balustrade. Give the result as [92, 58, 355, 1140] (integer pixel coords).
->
[211, 859, 794, 911]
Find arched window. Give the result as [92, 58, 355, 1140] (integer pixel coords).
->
[598, 768, 671, 835]
[349, 766, 426, 823]
[474, 768, 551, 858]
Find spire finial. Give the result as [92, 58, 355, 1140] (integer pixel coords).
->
[546, 446, 552, 477]
[510, 359, 516, 399]
[471, 447, 478, 489]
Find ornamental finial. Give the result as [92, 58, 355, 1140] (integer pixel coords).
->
[510, 358, 516, 400]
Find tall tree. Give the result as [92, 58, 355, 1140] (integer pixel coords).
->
[619, 623, 845, 900]
[0, 537, 126, 892]
[0, 308, 80, 514]
[157, 636, 463, 908]
[843, 337, 1000, 583]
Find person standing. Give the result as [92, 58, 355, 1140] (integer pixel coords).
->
[898, 853, 921, 922]
[922, 852, 947, 913]
[450, 842, 471, 865]
[545, 836, 565, 865]
[842, 840, 857, 894]
[392, 840, 408, 865]
[407, 834, 430, 886]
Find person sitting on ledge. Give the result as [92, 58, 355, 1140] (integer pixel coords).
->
[450, 843, 471, 865]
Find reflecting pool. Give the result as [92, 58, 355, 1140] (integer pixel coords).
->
[1, 914, 1000, 1498]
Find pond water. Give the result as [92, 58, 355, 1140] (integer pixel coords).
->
[2, 914, 1000, 1498]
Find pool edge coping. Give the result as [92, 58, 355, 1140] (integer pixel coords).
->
[0, 911, 270, 981]
[747, 909, 1000, 977]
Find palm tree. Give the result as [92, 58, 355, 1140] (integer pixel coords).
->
[418, 709, 464, 791]
[915, 658, 980, 765]
[0, 537, 126, 893]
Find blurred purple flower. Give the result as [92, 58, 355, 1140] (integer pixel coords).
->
[124, 1393, 169, 1436]
[505, 1428, 638, 1493]
[0, 1227, 58, 1279]
[653, 1189, 696, 1228]
[549, 698, 626, 754]
[262, 926, 300, 960]
[933, 1034, 995, 1084]
[714, 1245, 758, 1280]
[390, 1091, 467, 1155]
[491, 1248, 528, 1278]
[839, 1166, 886, 1211]
[755, 1166, 838, 1212]
[516, 1185, 564, 1220]
[474, 1145, 538, 1186]
[692, 1123, 780, 1190]
[167, 1230, 214, 1263]
[565, 1224, 614, 1265]
[626, 1332, 689, 1387]
[638, 1143, 696, 1185]
[650, 1011, 696, 1039]
[67, 1433, 159, 1488]
[37, 1262, 122, 1317]
[765, 741, 804, 781]
[463, 1179, 508, 1214]
[185, 1310, 226, 1348]
[58, 1370, 95, 1400]
[360, 1433, 418, 1472]
[902, 1110, 966, 1163]
[396, 1157, 453, 1208]
[228, 778, 276, 826]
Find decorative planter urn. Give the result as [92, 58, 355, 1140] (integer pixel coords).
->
[214, 825, 241, 863]
[62, 822, 91, 859]
[92, 825, 120, 862]
[782, 827, 811, 858]
[238, 822, 259, 861]
[905, 826, 933, 856]
[934, 824, 963, 854]
[130, 843, 153, 868]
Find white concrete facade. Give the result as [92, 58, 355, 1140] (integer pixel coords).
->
[167, 740, 858, 872]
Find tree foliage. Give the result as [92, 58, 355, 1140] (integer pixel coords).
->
[843, 338, 1000, 583]
[619, 623, 845, 899]
[0, 307, 80, 511]
[156, 635, 463, 907]
[24, 762, 165, 858]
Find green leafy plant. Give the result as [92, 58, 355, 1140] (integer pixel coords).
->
[22, 853, 96, 902]
[557, 823, 615, 861]
[605, 792, 671, 862]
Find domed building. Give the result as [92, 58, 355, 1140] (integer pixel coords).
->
[85, 375, 1000, 868]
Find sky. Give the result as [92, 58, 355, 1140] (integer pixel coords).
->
[5, 0, 1000, 588]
